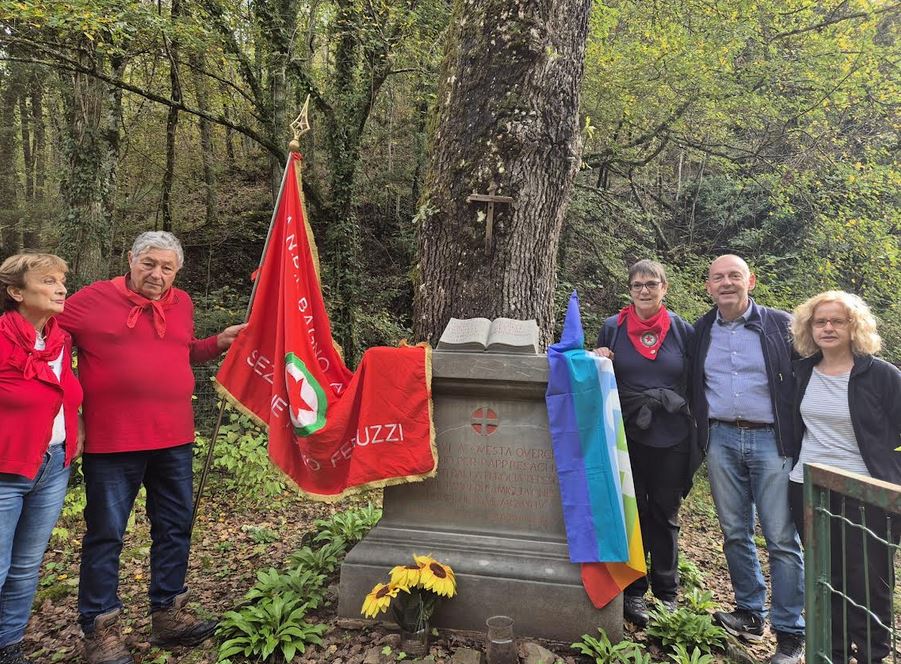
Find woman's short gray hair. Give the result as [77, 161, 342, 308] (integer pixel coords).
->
[130, 231, 184, 268]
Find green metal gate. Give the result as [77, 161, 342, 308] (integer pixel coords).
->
[804, 463, 901, 663]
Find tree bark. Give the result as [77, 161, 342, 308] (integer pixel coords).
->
[160, 0, 182, 232]
[190, 55, 218, 227]
[0, 64, 22, 256]
[24, 68, 46, 247]
[58, 50, 125, 282]
[413, 0, 592, 346]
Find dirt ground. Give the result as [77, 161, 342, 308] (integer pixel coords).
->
[20, 467, 807, 663]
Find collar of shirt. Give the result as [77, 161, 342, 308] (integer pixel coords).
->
[716, 300, 753, 327]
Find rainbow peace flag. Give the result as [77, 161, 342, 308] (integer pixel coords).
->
[545, 291, 646, 608]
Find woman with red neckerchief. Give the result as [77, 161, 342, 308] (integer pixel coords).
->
[0, 253, 83, 664]
[594, 259, 698, 628]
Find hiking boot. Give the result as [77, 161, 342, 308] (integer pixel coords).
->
[713, 608, 765, 642]
[769, 631, 804, 664]
[659, 598, 678, 613]
[150, 590, 217, 648]
[0, 643, 32, 664]
[83, 609, 134, 664]
[623, 595, 650, 628]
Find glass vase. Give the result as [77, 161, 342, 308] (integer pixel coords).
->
[400, 625, 430, 657]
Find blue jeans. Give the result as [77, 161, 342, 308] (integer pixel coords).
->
[707, 422, 804, 635]
[78, 444, 194, 632]
[0, 445, 71, 647]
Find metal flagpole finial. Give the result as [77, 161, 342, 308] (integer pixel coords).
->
[288, 95, 311, 152]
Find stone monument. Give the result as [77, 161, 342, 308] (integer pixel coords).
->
[337, 342, 623, 642]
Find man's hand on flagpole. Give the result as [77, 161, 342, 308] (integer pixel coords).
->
[217, 323, 249, 351]
[592, 347, 614, 360]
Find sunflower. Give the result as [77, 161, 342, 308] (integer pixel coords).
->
[415, 555, 456, 598]
[361, 582, 400, 618]
[390, 563, 422, 590]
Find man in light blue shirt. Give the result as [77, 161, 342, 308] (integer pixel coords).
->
[689, 255, 804, 664]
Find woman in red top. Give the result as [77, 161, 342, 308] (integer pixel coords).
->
[0, 253, 83, 664]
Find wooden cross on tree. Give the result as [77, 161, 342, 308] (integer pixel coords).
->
[467, 184, 514, 254]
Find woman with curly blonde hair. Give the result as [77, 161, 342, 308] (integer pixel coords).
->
[788, 290, 900, 664]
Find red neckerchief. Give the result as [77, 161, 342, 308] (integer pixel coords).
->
[112, 276, 176, 338]
[0, 310, 65, 381]
[616, 304, 671, 360]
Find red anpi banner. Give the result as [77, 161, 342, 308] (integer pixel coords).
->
[215, 151, 436, 500]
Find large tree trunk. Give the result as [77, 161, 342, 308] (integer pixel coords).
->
[190, 54, 218, 227]
[413, 0, 592, 346]
[160, 0, 182, 232]
[24, 68, 47, 248]
[0, 64, 23, 256]
[58, 52, 125, 282]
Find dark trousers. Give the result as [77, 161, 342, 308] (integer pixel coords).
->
[790, 482, 899, 663]
[625, 441, 687, 601]
[78, 444, 194, 631]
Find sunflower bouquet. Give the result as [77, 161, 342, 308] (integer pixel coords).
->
[361, 554, 457, 633]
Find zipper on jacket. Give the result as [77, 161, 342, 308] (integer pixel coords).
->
[756, 324, 787, 457]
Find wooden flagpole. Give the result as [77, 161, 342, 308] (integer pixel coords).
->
[191, 98, 311, 532]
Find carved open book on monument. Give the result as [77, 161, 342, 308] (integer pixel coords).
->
[436, 317, 539, 353]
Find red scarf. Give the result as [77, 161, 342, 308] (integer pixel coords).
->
[0, 310, 66, 382]
[112, 276, 176, 338]
[616, 304, 671, 360]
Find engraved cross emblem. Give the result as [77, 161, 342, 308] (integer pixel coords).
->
[471, 407, 499, 436]
[466, 184, 514, 254]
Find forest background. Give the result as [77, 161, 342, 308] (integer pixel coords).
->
[0, 0, 898, 363]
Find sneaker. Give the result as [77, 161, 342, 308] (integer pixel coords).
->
[623, 595, 650, 628]
[0, 643, 32, 664]
[769, 631, 804, 664]
[150, 590, 217, 648]
[712, 608, 765, 642]
[83, 609, 134, 664]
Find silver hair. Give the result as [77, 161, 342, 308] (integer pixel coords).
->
[129, 231, 184, 268]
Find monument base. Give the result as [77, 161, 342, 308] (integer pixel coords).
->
[338, 523, 622, 644]
[337, 351, 625, 644]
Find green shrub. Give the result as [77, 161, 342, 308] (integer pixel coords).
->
[668, 644, 715, 664]
[288, 541, 345, 575]
[572, 628, 653, 664]
[646, 607, 726, 655]
[244, 567, 326, 605]
[216, 593, 327, 663]
[682, 588, 716, 613]
[312, 503, 382, 550]
[678, 556, 705, 591]
[193, 408, 286, 503]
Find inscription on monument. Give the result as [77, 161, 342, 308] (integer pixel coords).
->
[419, 397, 564, 534]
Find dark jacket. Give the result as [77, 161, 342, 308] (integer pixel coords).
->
[690, 299, 798, 457]
[793, 353, 901, 485]
[598, 311, 701, 494]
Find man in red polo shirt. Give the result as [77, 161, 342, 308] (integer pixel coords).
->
[58, 231, 245, 664]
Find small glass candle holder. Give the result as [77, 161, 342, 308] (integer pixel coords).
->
[485, 615, 516, 664]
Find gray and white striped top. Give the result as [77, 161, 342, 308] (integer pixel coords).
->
[789, 367, 870, 483]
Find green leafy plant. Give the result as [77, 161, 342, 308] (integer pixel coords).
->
[288, 541, 345, 575]
[571, 628, 652, 664]
[193, 409, 286, 503]
[313, 503, 382, 550]
[216, 593, 327, 662]
[669, 644, 715, 664]
[678, 556, 705, 591]
[646, 606, 726, 654]
[682, 588, 717, 613]
[244, 567, 326, 605]
[243, 525, 280, 544]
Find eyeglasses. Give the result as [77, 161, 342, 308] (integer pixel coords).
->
[812, 318, 850, 329]
[629, 281, 662, 292]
